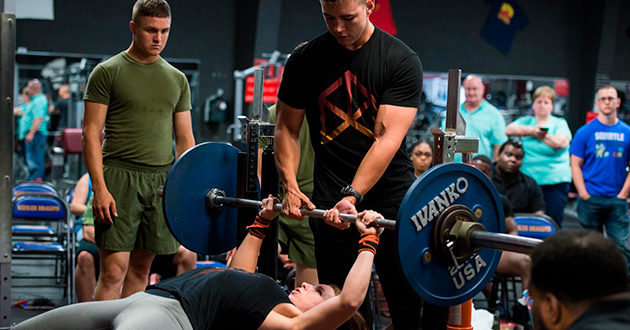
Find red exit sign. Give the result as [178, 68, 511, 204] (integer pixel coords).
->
[244, 76, 281, 104]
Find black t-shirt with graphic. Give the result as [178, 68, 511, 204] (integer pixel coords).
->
[147, 267, 291, 330]
[278, 27, 423, 210]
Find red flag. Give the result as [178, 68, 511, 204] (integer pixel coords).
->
[371, 0, 397, 35]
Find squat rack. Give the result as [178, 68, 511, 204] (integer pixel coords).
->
[0, 2, 16, 328]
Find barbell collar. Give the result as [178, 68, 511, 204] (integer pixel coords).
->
[206, 189, 397, 230]
[470, 231, 541, 255]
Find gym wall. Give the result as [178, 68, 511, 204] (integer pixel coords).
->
[14, 0, 630, 141]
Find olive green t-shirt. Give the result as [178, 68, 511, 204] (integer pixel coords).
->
[260, 105, 314, 198]
[84, 51, 191, 166]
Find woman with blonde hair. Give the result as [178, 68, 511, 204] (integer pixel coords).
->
[14, 196, 379, 329]
[505, 86, 572, 226]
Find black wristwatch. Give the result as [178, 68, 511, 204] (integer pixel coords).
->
[340, 185, 363, 204]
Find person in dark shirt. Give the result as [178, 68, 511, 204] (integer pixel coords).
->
[13, 195, 383, 330]
[529, 230, 630, 329]
[274, 0, 424, 327]
[492, 140, 546, 215]
[49, 84, 70, 131]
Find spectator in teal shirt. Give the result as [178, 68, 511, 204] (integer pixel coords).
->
[16, 79, 49, 181]
[505, 86, 571, 226]
[442, 75, 507, 161]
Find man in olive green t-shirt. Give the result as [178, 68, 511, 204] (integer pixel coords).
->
[82, 0, 195, 300]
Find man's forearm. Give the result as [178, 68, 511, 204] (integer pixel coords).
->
[173, 111, 196, 159]
[274, 127, 301, 194]
[174, 135, 195, 159]
[351, 137, 401, 196]
[82, 133, 106, 192]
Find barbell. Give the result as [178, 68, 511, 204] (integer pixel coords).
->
[162, 142, 542, 306]
[204, 189, 539, 255]
[206, 188, 398, 229]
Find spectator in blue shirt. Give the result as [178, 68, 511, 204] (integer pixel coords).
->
[570, 85, 630, 271]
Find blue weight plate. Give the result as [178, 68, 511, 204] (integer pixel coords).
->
[163, 142, 239, 255]
[397, 163, 504, 307]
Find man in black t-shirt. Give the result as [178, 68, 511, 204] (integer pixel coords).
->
[274, 0, 424, 328]
[492, 140, 546, 214]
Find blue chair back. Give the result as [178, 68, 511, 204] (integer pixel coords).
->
[13, 194, 66, 220]
[513, 213, 558, 239]
[12, 182, 59, 198]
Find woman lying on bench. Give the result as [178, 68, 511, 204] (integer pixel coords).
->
[14, 195, 383, 330]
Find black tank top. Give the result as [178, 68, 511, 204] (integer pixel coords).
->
[147, 267, 291, 329]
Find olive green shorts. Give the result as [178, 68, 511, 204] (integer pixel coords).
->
[278, 215, 317, 268]
[95, 159, 178, 255]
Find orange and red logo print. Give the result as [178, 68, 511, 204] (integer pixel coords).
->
[498, 3, 515, 25]
[318, 70, 376, 144]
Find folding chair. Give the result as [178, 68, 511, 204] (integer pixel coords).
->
[12, 192, 74, 305]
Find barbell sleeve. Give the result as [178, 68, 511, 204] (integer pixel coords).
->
[208, 192, 397, 230]
[470, 231, 541, 255]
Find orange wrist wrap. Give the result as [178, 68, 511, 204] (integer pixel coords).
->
[358, 233, 379, 255]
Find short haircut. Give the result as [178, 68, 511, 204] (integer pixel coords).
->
[410, 139, 434, 154]
[597, 85, 619, 96]
[530, 230, 629, 303]
[532, 85, 555, 105]
[463, 74, 483, 86]
[498, 139, 523, 155]
[472, 154, 492, 167]
[132, 0, 171, 22]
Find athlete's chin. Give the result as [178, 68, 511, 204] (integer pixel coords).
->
[144, 46, 163, 56]
[335, 36, 352, 46]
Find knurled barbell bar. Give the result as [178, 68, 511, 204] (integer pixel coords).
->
[206, 188, 397, 229]
[204, 188, 539, 255]
[162, 142, 546, 306]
